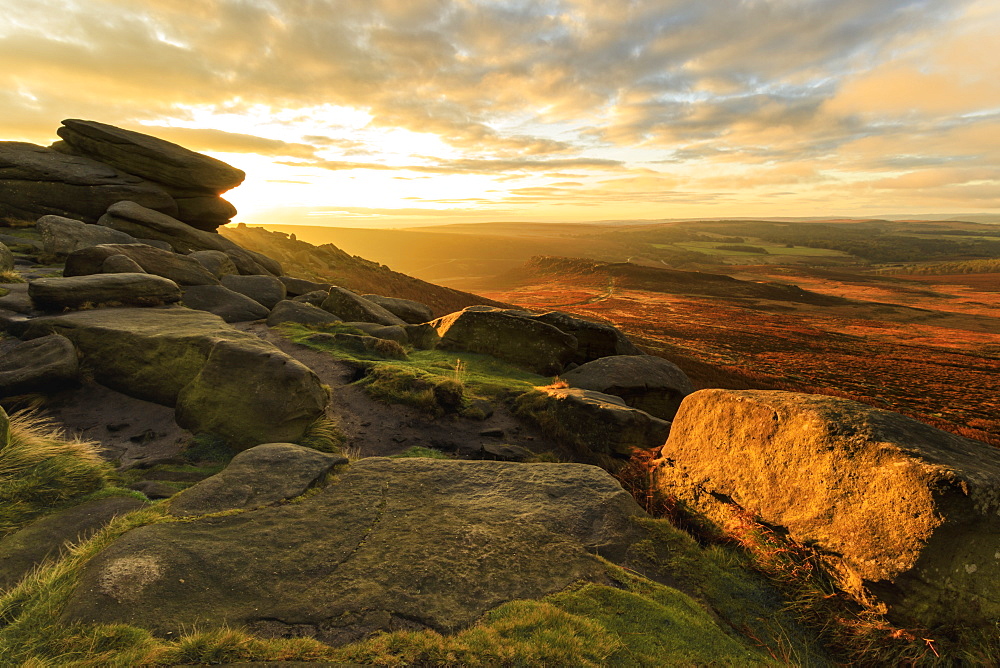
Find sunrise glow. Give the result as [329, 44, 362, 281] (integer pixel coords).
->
[2, 0, 998, 227]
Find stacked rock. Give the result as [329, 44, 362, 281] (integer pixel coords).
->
[0, 120, 243, 231]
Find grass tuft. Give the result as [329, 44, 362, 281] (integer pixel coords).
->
[296, 416, 346, 453]
[0, 270, 25, 284]
[0, 411, 114, 539]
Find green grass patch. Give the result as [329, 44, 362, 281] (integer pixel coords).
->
[0, 411, 114, 539]
[391, 446, 451, 459]
[281, 322, 550, 417]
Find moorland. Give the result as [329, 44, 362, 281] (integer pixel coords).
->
[284, 218, 1000, 446]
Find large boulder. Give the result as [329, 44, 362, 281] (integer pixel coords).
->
[561, 355, 694, 421]
[221, 274, 286, 309]
[20, 308, 328, 447]
[64, 243, 219, 286]
[57, 119, 245, 194]
[169, 443, 346, 517]
[320, 287, 407, 327]
[98, 201, 281, 276]
[519, 386, 672, 459]
[174, 339, 329, 449]
[60, 457, 645, 642]
[279, 276, 330, 297]
[266, 300, 342, 328]
[653, 389, 1000, 628]
[528, 311, 642, 363]
[0, 496, 147, 592]
[36, 215, 140, 258]
[21, 308, 266, 404]
[28, 274, 182, 311]
[0, 334, 79, 398]
[181, 285, 270, 323]
[432, 307, 577, 375]
[361, 294, 434, 324]
[0, 142, 176, 223]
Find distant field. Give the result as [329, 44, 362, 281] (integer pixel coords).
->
[661, 241, 851, 261]
[482, 261, 1000, 446]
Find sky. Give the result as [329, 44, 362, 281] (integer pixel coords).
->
[1, 0, 998, 227]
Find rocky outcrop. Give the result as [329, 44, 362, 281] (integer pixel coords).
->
[220, 274, 286, 309]
[169, 443, 346, 517]
[528, 311, 642, 363]
[0, 334, 79, 397]
[188, 250, 238, 278]
[174, 339, 330, 449]
[57, 120, 245, 193]
[21, 308, 327, 447]
[60, 457, 645, 642]
[64, 243, 219, 286]
[181, 285, 270, 323]
[653, 389, 1000, 628]
[36, 215, 140, 258]
[561, 355, 693, 421]
[266, 300, 342, 327]
[98, 201, 281, 276]
[0, 496, 147, 592]
[0, 142, 176, 224]
[55, 119, 244, 230]
[28, 274, 182, 310]
[432, 306, 577, 375]
[361, 294, 434, 324]
[520, 386, 672, 458]
[320, 287, 407, 327]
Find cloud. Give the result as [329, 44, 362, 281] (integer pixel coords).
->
[282, 156, 623, 175]
[1, 0, 996, 218]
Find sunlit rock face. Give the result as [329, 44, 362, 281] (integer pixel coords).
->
[52, 119, 244, 231]
[653, 388, 1000, 629]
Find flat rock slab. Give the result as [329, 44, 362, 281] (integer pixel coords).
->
[29, 273, 182, 310]
[0, 142, 176, 223]
[653, 389, 1000, 628]
[61, 458, 645, 643]
[65, 243, 219, 286]
[169, 443, 346, 516]
[0, 496, 147, 592]
[0, 334, 79, 398]
[561, 355, 694, 421]
[58, 119, 245, 193]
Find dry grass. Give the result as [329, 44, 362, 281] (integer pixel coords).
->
[0, 410, 114, 538]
